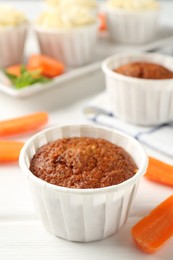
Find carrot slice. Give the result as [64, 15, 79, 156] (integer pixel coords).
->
[27, 54, 65, 78]
[0, 140, 24, 162]
[6, 65, 21, 77]
[145, 157, 173, 187]
[131, 195, 173, 254]
[0, 112, 48, 137]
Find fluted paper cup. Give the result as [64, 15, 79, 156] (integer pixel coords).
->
[0, 23, 28, 67]
[34, 23, 98, 67]
[104, 7, 159, 44]
[19, 124, 147, 242]
[102, 52, 173, 126]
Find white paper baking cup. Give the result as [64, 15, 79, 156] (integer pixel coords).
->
[104, 7, 159, 44]
[102, 52, 173, 126]
[0, 23, 28, 67]
[34, 23, 98, 67]
[19, 124, 147, 242]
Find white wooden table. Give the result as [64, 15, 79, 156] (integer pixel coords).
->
[0, 1, 173, 259]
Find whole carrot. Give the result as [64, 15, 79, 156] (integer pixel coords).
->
[0, 140, 24, 162]
[0, 112, 48, 137]
[145, 157, 173, 187]
[131, 195, 173, 254]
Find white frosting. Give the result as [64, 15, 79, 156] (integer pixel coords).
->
[36, 7, 96, 28]
[45, 0, 97, 9]
[0, 5, 26, 27]
[107, 0, 159, 10]
[44, 0, 61, 7]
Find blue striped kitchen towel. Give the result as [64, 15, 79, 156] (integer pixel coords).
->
[84, 92, 173, 158]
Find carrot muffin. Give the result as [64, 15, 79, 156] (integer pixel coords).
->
[30, 137, 137, 189]
[114, 62, 173, 80]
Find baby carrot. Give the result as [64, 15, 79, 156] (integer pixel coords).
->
[0, 112, 48, 137]
[131, 195, 173, 254]
[145, 157, 173, 187]
[6, 65, 22, 77]
[27, 54, 65, 78]
[0, 140, 24, 162]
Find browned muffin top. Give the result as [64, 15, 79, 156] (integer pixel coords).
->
[29, 137, 137, 189]
[114, 62, 173, 80]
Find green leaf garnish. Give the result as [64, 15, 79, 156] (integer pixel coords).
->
[4, 66, 52, 89]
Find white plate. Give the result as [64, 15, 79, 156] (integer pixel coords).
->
[1, 25, 173, 98]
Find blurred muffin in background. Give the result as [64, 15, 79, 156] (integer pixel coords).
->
[36, 6, 96, 28]
[34, 6, 98, 67]
[102, 52, 173, 126]
[0, 5, 28, 67]
[104, 0, 160, 44]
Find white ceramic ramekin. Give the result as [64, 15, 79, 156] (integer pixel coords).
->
[102, 52, 173, 126]
[104, 7, 159, 44]
[0, 23, 28, 67]
[19, 124, 148, 242]
[34, 23, 98, 67]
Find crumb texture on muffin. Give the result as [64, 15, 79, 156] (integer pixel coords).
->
[30, 137, 137, 189]
[114, 62, 173, 80]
